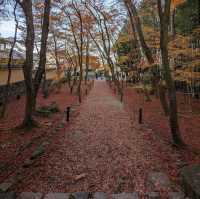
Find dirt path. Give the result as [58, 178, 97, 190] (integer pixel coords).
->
[13, 81, 180, 194]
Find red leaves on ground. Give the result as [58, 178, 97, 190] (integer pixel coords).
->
[1, 81, 199, 194]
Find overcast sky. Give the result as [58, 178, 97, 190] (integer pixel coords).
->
[0, 20, 16, 37]
[0, 2, 16, 38]
[0, 0, 134, 38]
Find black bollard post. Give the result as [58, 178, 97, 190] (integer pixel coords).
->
[120, 92, 123, 102]
[16, 94, 21, 100]
[139, 108, 143, 124]
[66, 106, 70, 122]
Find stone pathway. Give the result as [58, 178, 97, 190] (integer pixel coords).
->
[59, 81, 154, 193]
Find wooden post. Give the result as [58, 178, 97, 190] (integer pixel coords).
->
[66, 106, 70, 122]
[139, 108, 143, 124]
[120, 92, 123, 102]
[16, 94, 21, 100]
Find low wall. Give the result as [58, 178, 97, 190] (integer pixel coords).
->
[0, 79, 53, 101]
[0, 68, 57, 101]
[0, 68, 57, 86]
[0, 81, 25, 101]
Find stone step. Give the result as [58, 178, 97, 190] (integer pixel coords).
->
[0, 192, 187, 199]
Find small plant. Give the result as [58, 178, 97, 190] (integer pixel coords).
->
[36, 102, 60, 117]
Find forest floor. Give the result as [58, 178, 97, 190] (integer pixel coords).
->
[0, 80, 200, 195]
[122, 84, 200, 164]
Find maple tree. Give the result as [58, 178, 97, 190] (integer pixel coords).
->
[0, 1, 18, 118]
[116, 0, 196, 145]
[157, 0, 184, 145]
[171, 0, 185, 10]
[84, 0, 119, 80]
[33, 0, 51, 108]
[60, 0, 87, 103]
[13, 0, 51, 127]
[15, 0, 35, 127]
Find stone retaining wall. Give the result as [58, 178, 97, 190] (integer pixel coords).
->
[0, 80, 52, 101]
[0, 81, 25, 101]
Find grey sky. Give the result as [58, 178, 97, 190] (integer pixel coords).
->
[0, 20, 16, 37]
[0, 0, 140, 38]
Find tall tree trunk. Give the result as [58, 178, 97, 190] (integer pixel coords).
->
[198, 0, 200, 26]
[42, 71, 48, 98]
[53, 33, 62, 92]
[72, 3, 83, 103]
[77, 32, 83, 103]
[19, 0, 35, 127]
[85, 35, 90, 85]
[171, 9, 176, 38]
[33, 0, 51, 109]
[70, 66, 77, 94]
[158, 82, 169, 116]
[0, 2, 18, 118]
[157, 0, 184, 146]
[85, 3, 115, 82]
[64, 6, 83, 101]
[124, 0, 154, 65]
[124, 0, 171, 115]
[66, 67, 72, 88]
